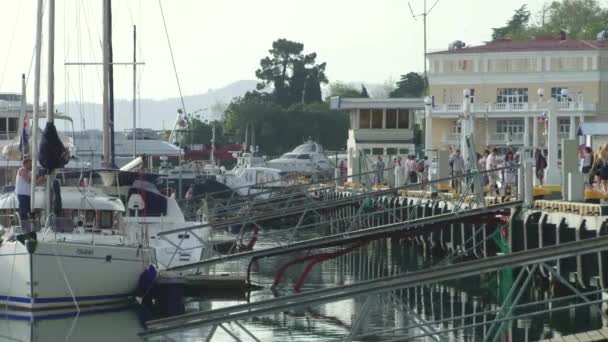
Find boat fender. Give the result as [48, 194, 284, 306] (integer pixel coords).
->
[138, 264, 157, 296]
[25, 238, 37, 254]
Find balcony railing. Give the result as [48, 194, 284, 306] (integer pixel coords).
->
[489, 132, 524, 144]
[432, 101, 596, 114]
[441, 133, 461, 144]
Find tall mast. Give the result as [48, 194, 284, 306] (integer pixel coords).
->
[102, 0, 110, 167]
[108, 0, 116, 167]
[46, 0, 56, 217]
[132, 25, 137, 158]
[30, 0, 44, 211]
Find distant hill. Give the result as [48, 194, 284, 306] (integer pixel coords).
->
[57, 79, 393, 131]
[57, 80, 258, 131]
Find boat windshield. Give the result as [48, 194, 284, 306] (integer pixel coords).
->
[296, 154, 311, 160]
[293, 144, 316, 153]
[281, 153, 298, 159]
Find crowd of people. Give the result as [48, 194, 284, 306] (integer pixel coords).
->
[359, 143, 608, 195]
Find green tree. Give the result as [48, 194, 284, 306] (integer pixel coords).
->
[390, 72, 425, 98]
[179, 114, 225, 146]
[255, 39, 327, 107]
[490, 1, 608, 41]
[224, 92, 348, 156]
[360, 85, 369, 98]
[492, 5, 531, 41]
[328, 81, 362, 98]
[540, 0, 608, 39]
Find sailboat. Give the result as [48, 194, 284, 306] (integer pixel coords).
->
[0, 0, 154, 310]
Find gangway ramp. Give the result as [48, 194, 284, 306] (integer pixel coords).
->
[141, 235, 608, 338]
[165, 200, 521, 272]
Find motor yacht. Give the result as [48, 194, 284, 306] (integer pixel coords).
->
[265, 140, 333, 179]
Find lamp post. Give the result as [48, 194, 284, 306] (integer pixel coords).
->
[539, 87, 560, 185]
[461, 88, 472, 167]
[424, 96, 432, 153]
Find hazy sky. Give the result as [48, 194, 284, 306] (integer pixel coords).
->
[0, 0, 547, 104]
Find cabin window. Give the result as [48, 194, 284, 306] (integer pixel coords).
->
[371, 109, 383, 129]
[386, 148, 398, 155]
[297, 154, 311, 160]
[386, 109, 397, 129]
[397, 109, 409, 129]
[359, 109, 371, 129]
[85, 211, 95, 226]
[100, 211, 113, 228]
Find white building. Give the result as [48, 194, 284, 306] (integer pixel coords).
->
[330, 97, 424, 178]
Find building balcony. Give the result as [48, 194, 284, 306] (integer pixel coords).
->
[431, 101, 596, 116]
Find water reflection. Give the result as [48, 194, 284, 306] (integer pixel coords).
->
[0, 236, 605, 341]
[0, 304, 143, 342]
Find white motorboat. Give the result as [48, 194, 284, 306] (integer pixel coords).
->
[0, 187, 154, 310]
[265, 140, 333, 179]
[215, 166, 288, 197]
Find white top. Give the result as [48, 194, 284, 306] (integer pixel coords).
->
[582, 153, 593, 168]
[15, 167, 31, 196]
[479, 157, 487, 171]
[486, 154, 497, 171]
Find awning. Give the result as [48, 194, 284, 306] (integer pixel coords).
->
[579, 123, 608, 136]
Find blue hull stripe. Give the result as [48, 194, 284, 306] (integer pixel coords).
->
[0, 293, 131, 304]
[0, 304, 133, 321]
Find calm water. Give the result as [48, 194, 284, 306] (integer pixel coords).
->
[1, 236, 605, 341]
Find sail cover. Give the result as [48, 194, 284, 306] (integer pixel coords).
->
[38, 122, 69, 171]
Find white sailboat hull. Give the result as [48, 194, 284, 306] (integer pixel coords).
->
[0, 240, 152, 310]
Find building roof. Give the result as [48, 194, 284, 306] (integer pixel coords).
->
[329, 97, 424, 110]
[429, 39, 608, 55]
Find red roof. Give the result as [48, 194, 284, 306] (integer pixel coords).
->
[429, 39, 608, 55]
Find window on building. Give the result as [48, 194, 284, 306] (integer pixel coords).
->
[450, 121, 461, 134]
[386, 148, 398, 155]
[372, 148, 384, 155]
[359, 109, 370, 129]
[386, 109, 397, 129]
[399, 148, 409, 154]
[362, 148, 371, 155]
[468, 89, 475, 103]
[551, 87, 572, 102]
[397, 109, 409, 129]
[559, 118, 570, 133]
[0, 119, 6, 132]
[8, 118, 17, 132]
[496, 119, 524, 134]
[371, 109, 383, 129]
[496, 88, 528, 103]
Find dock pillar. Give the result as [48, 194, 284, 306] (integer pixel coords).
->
[562, 139, 579, 199]
[546, 98, 560, 185]
[437, 150, 449, 191]
[523, 159, 533, 207]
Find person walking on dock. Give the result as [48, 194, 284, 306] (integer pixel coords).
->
[394, 156, 402, 187]
[479, 150, 489, 187]
[581, 146, 594, 187]
[450, 149, 464, 193]
[374, 156, 385, 186]
[407, 155, 418, 184]
[535, 149, 547, 187]
[486, 148, 498, 194]
[502, 151, 516, 194]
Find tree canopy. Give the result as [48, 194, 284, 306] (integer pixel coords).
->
[390, 72, 425, 98]
[255, 39, 328, 107]
[223, 92, 347, 156]
[492, 0, 608, 41]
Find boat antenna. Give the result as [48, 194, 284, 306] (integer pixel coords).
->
[408, 0, 440, 95]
